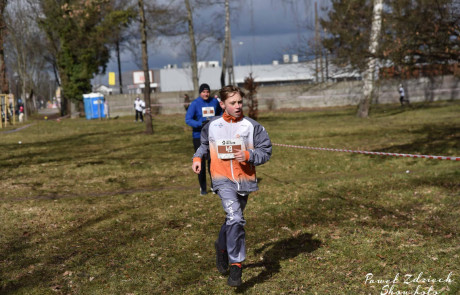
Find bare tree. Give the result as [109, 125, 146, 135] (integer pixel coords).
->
[184, 0, 199, 95]
[107, 0, 137, 95]
[0, 0, 8, 94]
[357, 0, 383, 118]
[139, 0, 153, 134]
[243, 73, 258, 120]
[282, 0, 329, 83]
[153, 0, 238, 92]
[184, 0, 227, 92]
[5, 0, 50, 119]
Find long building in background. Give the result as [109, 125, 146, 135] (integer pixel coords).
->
[92, 57, 361, 95]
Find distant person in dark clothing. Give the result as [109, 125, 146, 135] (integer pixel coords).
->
[184, 94, 191, 111]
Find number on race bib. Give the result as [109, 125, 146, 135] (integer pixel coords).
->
[202, 107, 215, 118]
[217, 138, 244, 159]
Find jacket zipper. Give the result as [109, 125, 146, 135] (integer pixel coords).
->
[229, 119, 240, 190]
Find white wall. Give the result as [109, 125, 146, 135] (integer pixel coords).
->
[106, 76, 459, 117]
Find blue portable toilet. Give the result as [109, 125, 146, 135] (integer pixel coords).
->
[83, 93, 105, 120]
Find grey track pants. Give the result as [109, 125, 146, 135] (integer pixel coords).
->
[216, 187, 249, 264]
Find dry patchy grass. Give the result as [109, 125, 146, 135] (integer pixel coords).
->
[1, 102, 459, 294]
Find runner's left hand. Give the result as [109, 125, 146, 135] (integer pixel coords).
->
[234, 149, 246, 162]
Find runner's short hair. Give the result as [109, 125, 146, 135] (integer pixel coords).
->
[219, 85, 245, 102]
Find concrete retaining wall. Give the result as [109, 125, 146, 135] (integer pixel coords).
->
[105, 75, 459, 117]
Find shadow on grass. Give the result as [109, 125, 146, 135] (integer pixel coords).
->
[305, 168, 459, 237]
[9, 185, 196, 202]
[255, 164, 458, 246]
[372, 106, 408, 117]
[258, 172, 291, 184]
[259, 109, 351, 124]
[373, 124, 459, 157]
[0, 129, 189, 170]
[0, 204, 165, 294]
[236, 233, 321, 292]
[372, 101, 459, 117]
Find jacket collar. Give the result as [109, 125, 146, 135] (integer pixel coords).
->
[223, 111, 244, 123]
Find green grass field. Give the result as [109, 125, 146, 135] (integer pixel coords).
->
[1, 102, 459, 294]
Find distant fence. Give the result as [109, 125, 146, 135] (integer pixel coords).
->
[105, 75, 459, 117]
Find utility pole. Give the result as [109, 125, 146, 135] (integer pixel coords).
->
[221, 0, 233, 87]
[228, 36, 235, 86]
[315, 2, 322, 83]
[324, 27, 329, 82]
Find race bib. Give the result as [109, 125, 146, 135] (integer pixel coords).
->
[202, 106, 215, 118]
[217, 138, 244, 159]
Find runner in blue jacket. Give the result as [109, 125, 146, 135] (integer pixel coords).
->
[185, 83, 222, 195]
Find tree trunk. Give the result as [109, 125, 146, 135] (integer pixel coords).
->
[51, 64, 65, 117]
[139, 0, 153, 134]
[59, 71, 70, 117]
[116, 40, 123, 94]
[0, 0, 8, 94]
[184, 0, 199, 96]
[357, 0, 383, 118]
[60, 96, 68, 117]
[220, 0, 230, 88]
[29, 88, 36, 115]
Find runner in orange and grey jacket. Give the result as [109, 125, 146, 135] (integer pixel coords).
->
[192, 85, 272, 287]
[193, 112, 272, 193]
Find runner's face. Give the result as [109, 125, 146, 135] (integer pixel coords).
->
[200, 90, 210, 100]
[220, 92, 243, 118]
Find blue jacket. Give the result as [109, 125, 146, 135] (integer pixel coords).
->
[185, 96, 222, 138]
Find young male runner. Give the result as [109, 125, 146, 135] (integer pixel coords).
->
[192, 85, 272, 287]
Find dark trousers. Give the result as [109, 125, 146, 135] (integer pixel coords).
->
[193, 138, 212, 192]
[135, 110, 144, 122]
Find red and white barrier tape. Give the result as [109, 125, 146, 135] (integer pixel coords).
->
[273, 143, 460, 161]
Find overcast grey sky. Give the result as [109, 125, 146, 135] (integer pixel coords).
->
[103, 0, 330, 73]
